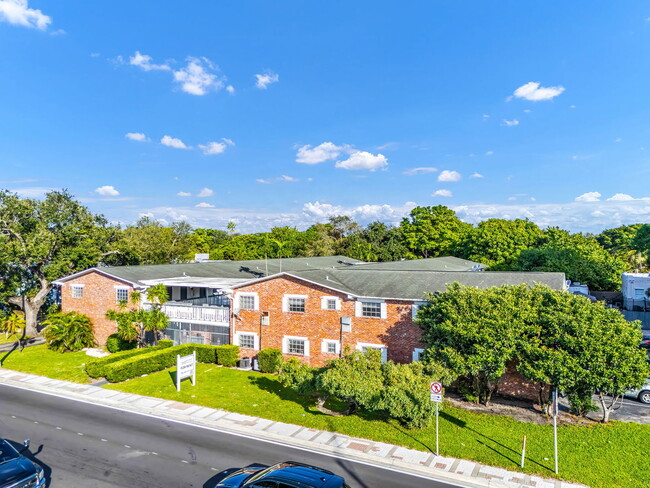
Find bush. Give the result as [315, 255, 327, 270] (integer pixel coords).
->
[101, 344, 222, 383]
[158, 339, 174, 348]
[278, 358, 318, 395]
[42, 312, 95, 352]
[106, 334, 137, 353]
[257, 348, 283, 373]
[215, 344, 239, 367]
[86, 340, 174, 378]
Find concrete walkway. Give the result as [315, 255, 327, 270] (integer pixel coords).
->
[0, 368, 589, 488]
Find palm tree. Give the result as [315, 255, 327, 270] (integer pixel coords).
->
[0, 312, 25, 339]
[42, 312, 95, 352]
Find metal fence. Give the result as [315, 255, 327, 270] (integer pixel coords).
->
[162, 321, 230, 346]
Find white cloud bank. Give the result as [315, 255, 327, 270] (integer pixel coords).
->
[438, 170, 461, 182]
[296, 142, 347, 164]
[94, 185, 120, 197]
[575, 191, 602, 202]
[335, 151, 388, 171]
[160, 135, 189, 149]
[0, 0, 51, 30]
[511, 81, 565, 102]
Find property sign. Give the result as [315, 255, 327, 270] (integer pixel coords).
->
[176, 351, 196, 392]
[430, 382, 442, 394]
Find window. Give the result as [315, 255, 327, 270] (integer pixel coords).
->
[635, 288, 645, 299]
[288, 297, 305, 313]
[322, 340, 340, 354]
[116, 288, 129, 302]
[288, 338, 305, 355]
[356, 343, 388, 362]
[326, 298, 337, 310]
[321, 296, 340, 310]
[71, 285, 84, 298]
[412, 348, 425, 362]
[362, 302, 381, 317]
[412, 301, 427, 319]
[238, 334, 255, 349]
[239, 294, 256, 310]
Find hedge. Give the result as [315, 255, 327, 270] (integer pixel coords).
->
[106, 334, 137, 353]
[101, 343, 240, 383]
[86, 340, 174, 378]
[257, 348, 284, 373]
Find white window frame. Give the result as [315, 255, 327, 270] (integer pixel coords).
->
[355, 299, 387, 319]
[234, 331, 259, 350]
[282, 294, 307, 313]
[634, 288, 645, 299]
[282, 336, 310, 356]
[412, 348, 425, 362]
[321, 296, 342, 311]
[236, 292, 259, 311]
[321, 339, 341, 354]
[71, 284, 84, 299]
[115, 287, 130, 303]
[356, 342, 388, 362]
[411, 301, 427, 320]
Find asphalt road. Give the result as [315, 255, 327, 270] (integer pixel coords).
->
[0, 384, 457, 488]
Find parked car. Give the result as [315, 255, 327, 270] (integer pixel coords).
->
[640, 333, 650, 349]
[214, 461, 350, 488]
[0, 438, 45, 488]
[625, 378, 650, 404]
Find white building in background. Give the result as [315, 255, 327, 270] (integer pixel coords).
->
[622, 272, 650, 310]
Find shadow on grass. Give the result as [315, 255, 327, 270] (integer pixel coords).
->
[0, 342, 19, 365]
[248, 376, 328, 415]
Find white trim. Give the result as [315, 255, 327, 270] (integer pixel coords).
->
[115, 287, 130, 302]
[283, 294, 307, 313]
[282, 335, 310, 356]
[321, 296, 341, 310]
[356, 342, 388, 362]
[234, 331, 259, 350]
[411, 301, 427, 319]
[321, 339, 341, 354]
[356, 299, 385, 318]
[53, 267, 139, 287]
[235, 292, 259, 311]
[412, 348, 425, 362]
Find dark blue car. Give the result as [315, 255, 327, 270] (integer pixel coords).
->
[0, 438, 45, 488]
[215, 461, 350, 488]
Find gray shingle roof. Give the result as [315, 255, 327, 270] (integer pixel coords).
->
[348, 256, 484, 272]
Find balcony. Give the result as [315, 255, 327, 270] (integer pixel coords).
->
[161, 301, 230, 326]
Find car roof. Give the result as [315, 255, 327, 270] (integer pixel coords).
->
[256, 462, 342, 487]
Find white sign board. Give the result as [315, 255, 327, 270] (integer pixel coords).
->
[176, 351, 196, 392]
[430, 393, 443, 403]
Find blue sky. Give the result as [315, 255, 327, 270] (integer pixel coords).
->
[2, 1, 650, 233]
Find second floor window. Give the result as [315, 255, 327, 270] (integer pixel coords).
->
[116, 288, 129, 302]
[71, 285, 83, 298]
[288, 297, 305, 313]
[239, 295, 255, 310]
[361, 301, 381, 318]
[287, 338, 305, 355]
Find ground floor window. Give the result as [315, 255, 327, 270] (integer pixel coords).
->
[163, 322, 230, 346]
[283, 336, 309, 356]
[238, 333, 255, 349]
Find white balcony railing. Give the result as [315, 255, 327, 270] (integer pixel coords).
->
[161, 303, 230, 326]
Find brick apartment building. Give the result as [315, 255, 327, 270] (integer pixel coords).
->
[54, 255, 567, 367]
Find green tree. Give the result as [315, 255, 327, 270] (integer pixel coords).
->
[42, 311, 96, 352]
[0, 312, 25, 339]
[458, 218, 543, 268]
[117, 217, 194, 264]
[597, 224, 646, 271]
[0, 190, 109, 336]
[515, 228, 626, 291]
[400, 206, 471, 258]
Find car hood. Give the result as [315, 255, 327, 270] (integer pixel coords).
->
[216, 467, 264, 487]
[0, 457, 37, 487]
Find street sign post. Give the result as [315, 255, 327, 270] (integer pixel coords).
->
[176, 351, 196, 392]
[552, 387, 559, 474]
[430, 382, 443, 455]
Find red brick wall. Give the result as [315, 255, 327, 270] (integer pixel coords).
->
[60, 271, 134, 345]
[233, 275, 426, 366]
[498, 361, 550, 403]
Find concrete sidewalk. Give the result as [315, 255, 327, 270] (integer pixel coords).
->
[0, 368, 588, 488]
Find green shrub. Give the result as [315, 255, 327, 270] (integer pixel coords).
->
[215, 344, 239, 367]
[106, 334, 137, 353]
[278, 358, 318, 395]
[101, 344, 221, 383]
[86, 340, 174, 378]
[158, 339, 174, 348]
[42, 312, 95, 352]
[257, 348, 284, 374]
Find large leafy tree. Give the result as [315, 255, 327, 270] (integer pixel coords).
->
[458, 218, 543, 268]
[514, 228, 626, 291]
[596, 224, 646, 271]
[400, 206, 471, 258]
[116, 217, 194, 264]
[0, 190, 110, 336]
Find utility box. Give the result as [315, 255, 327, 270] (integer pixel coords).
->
[341, 316, 352, 333]
[261, 311, 270, 326]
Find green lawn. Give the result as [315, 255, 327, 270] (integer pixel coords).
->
[0, 344, 91, 383]
[105, 364, 648, 488]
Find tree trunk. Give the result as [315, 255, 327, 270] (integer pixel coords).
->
[598, 393, 618, 423]
[7, 274, 51, 337]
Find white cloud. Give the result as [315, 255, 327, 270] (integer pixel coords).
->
[173, 57, 225, 96]
[486, 151, 494, 156]
[508, 196, 517, 201]
[575, 191, 601, 202]
[125, 132, 148, 142]
[438, 170, 461, 182]
[0, 0, 51, 30]
[177, 192, 192, 197]
[403, 167, 437, 175]
[255, 71, 279, 89]
[161, 135, 189, 149]
[511, 81, 565, 101]
[335, 151, 388, 171]
[256, 175, 299, 184]
[482, 114, 490, 119]
[129, 51, 171, 71]
[569, 105, 576, 109]
[226, 85, 235, 94]
[222, 138, 235, 146]
[198, 141, 226, 155]
[302, 201, 417, 223]
[502, 119, 520, 126]
[296, 142, 347, 164]
[432, 189, 452, 197]
[94, 185, 120, 197]
[195, 202, 215, 208]
[615, 138, 622, 143]
[197, 188, 214, 197]
[470, 172, 484, 178]
[279, 175, 298, 182]
[607, 193, 634, 201]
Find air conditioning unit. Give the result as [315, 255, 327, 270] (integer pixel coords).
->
[239, 357, 251, 369]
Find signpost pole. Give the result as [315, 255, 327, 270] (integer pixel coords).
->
[553, 387, 559, 475]
[192, 351, 197, 386]
[435, 401, 439, 455]
[429, 381, 443, 456]
[176, 354, 181, 392]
